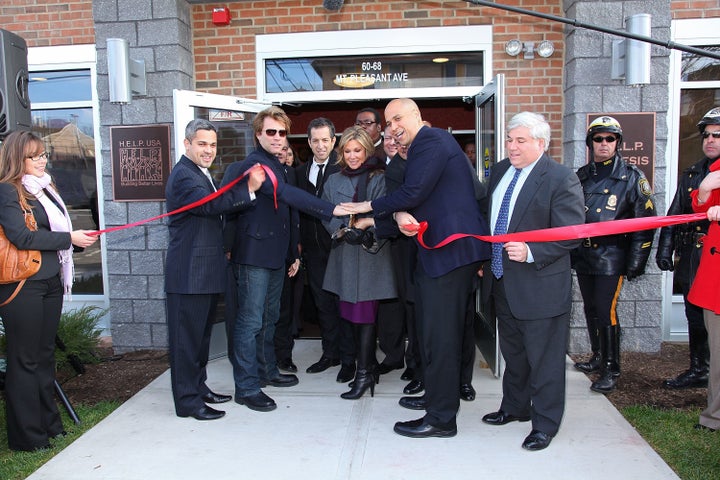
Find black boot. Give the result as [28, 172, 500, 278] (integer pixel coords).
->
[341, 324, 377, 400]
[575, 318, 600, 373]
[591, 325, 620, 394]
[664, 326, 710, 389]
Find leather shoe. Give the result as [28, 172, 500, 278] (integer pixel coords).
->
[377, 362, 404, 375]
[262, 373, 299, 387]
[393, 418, 457, 438]
[482, 410, 531, 425]
[522, 430, 553, 451]
[460, 383, 476, 402]
[336, 363, 356, 383]
[202, 391, 232, 404]
[306, 356, 340, 374]
[401, 367, 415, 381]
[235, 391, 277, 412]
[277, 358, 298, 373]
[399, 395, 426, 410]
[182, 405, 225, 421]
[403, 379, 425, 395]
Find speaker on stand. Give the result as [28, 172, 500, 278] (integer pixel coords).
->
[0, 29, 31, 139]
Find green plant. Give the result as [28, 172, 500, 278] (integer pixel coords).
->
[54, 306, 106, 370]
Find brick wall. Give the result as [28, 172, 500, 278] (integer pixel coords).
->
[190, 0, 566, 159]
[0, 0, 95, 46]
[671, 0, 720, 19]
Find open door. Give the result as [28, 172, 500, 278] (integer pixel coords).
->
[473, 74, 505, 378]
[172, 89, 270, 359]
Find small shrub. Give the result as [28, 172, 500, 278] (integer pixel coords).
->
[55, 306, 106, 370]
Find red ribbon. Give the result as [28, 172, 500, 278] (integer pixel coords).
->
[406, 213, 708, 250]
[89, 164, 277, 236]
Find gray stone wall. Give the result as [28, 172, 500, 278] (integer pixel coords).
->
[563, 0, 671, 353]
[93, 0, 193, 352]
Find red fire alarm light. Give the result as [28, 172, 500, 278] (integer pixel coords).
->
[212, 7, 231, 26]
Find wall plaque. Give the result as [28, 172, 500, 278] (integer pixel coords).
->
[110, 124, 171, 201]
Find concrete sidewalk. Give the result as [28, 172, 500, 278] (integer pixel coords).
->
[29, 340, 678, 480]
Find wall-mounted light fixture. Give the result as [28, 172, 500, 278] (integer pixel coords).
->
[505, 39, 555, 59]
[611, 13, 651, 87]
[107, 38, 147, 104]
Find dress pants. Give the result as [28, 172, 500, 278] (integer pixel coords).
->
[304, 250, 353, 365]
[699, 309, 720, 430]
[493, 277, 569, 436]
[1, 276, 64, 451]
[166, 292, 217, 416]
[414, 261, 481, 428]
[274, 263, 296, 362]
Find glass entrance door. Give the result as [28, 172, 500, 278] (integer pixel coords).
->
[473, 75, 505, 378]
[173, 89, 269, 359]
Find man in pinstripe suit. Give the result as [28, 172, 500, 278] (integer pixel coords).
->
[165, 119, 265, 420]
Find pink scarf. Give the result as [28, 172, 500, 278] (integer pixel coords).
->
[21, 173, 74, 296]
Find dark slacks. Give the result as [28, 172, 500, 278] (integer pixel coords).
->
[414, 261, 481, 428]
[1, 276, 64, 451]
[493, 277, 569, 436]
[305, 250, 353, 364]
[274, 266, 296, 362]
[166, 292, 217, 416]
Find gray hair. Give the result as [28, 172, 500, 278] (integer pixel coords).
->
[507, 112, 551, 152]
[185, 119, 217, 142]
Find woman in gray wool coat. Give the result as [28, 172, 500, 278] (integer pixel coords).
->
[322, 126, 397, 400]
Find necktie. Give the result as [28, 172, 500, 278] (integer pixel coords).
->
[202, 168, 216, 191]
[491, 168, 522, 279]
[315, 163, 325, 195]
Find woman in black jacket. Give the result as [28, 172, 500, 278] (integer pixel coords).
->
[0, 130, 97, 451]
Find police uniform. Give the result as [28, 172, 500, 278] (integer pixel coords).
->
[572, 116, 656, 394]
[656, 108, 720, 389]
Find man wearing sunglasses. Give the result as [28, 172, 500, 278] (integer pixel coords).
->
[221, 107, 348, 412]
[572, 115, 656, 394]
[657, 107, 720, 391]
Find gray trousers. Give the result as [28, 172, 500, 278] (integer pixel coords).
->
[700, 309, 720, 429]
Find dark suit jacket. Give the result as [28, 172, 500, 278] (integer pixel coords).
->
[164, 155, 254, 294]
[371, 126, 491, 278]
[482, 154, 585, 319]
[295, 151, 340, 254]
[222, 147, 336, 270]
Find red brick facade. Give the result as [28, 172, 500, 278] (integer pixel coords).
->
[0, 0, 95, 46]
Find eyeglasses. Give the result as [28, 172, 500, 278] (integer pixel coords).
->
[26, 152, 49, 162]
[592, 136, 617, 144]
[355, 120, 377, 127]
[265, 129, 287, 137]
[701, 131, 720, 139]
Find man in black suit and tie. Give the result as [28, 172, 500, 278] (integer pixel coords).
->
[297, 118, 355, 382]
[480, 112, 585, 451]
[343, 98, 491, 438]
[165, 119, 265, 421]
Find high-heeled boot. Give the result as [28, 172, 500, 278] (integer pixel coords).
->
[341, 324, 377, 400]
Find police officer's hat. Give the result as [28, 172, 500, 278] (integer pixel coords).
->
[586, 116, 623, 147]
[697, 107, 720, 133]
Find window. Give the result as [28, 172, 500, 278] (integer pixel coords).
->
[29, 67, 102, 294]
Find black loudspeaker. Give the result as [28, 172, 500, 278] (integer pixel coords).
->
[0, 29, 31, 138]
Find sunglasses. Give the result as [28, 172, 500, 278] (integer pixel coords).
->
[702, 131, 720, 139]
[592, 135, 617, 143]
[265, 129, 287, 137]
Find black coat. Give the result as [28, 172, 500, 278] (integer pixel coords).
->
[655, 156, 712, 284]
[571, 154, 656, 276]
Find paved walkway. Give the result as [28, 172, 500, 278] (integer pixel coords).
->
[29, 340, 678, 480]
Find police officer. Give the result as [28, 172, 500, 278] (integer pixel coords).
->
[656, 107, 720, 389]
[572, 116, 656, 393]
